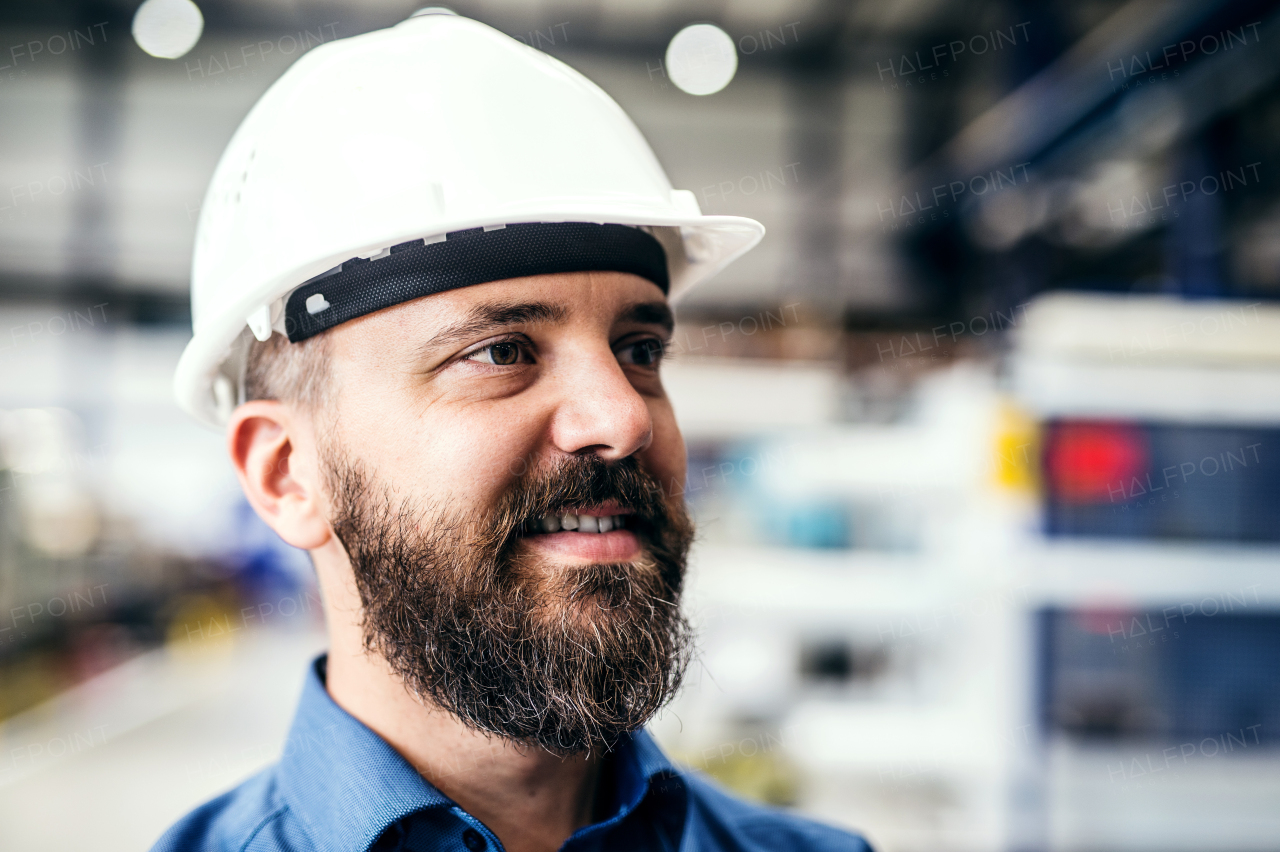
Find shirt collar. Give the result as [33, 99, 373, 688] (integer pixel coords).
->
[568, 716, 687, 847]
[276, 656, 686, 852]
[612, 724, 681, 810]
[276, 656, 452, 852]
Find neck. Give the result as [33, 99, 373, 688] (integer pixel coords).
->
[324, 628, 601, 852]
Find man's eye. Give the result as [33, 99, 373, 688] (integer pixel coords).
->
[467, 341, 526, 365]
[618, 338, 666, 367]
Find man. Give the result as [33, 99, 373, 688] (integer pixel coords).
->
[159, 9, 872, 852]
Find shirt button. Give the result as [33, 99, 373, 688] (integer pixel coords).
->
[462, 828, 486, 851]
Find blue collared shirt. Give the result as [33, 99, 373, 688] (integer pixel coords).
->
[152, 656, 871, 852]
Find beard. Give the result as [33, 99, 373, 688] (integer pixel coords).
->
[320, 439, 695, 756]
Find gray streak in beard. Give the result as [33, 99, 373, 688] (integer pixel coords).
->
[321, 441, 695, 756]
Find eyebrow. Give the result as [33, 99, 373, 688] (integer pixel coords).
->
[621, 301, 675, 334]
[414, 297, 675, 362]
[416, 301, 569, 359]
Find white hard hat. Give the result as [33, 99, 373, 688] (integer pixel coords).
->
[173, 8, 764, 428]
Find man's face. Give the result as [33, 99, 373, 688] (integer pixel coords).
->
[314, 270, 694, 754]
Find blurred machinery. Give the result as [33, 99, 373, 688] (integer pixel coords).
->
[3, 1, 1280, 850]
[0, 323, 316, 723]
[651, 292, 1280, 852]
[1013, 293, 1280, 852]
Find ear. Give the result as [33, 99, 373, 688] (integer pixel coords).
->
[227, 400, 331, 551]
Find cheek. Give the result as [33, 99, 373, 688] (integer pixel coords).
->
[644, 398, 686, 492]
[450, 407, 547, 496]
[334, 386, 545, 509]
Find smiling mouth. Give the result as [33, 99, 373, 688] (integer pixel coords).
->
[514, 503, 645, 562]
[518, 509, 632, 536]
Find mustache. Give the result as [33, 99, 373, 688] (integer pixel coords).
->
[322, 440, 695, 755]
[487, 454, 672, 544]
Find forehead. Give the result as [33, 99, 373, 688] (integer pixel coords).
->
[332, 270, 669, 346]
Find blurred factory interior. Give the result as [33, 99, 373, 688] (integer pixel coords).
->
[2, 0, 1280, 850]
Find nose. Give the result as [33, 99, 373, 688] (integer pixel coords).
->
[546, 348, 653, 462]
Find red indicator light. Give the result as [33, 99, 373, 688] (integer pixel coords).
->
[1046, 421, 1147, 503]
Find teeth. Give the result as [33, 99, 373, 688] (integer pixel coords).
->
[527, 513, 625, 534]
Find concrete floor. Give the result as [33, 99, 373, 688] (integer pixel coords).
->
[0, 628, 326, 851]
